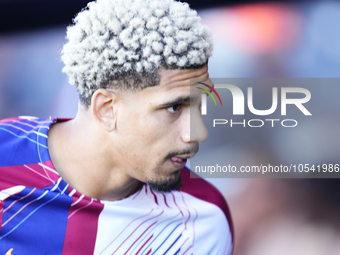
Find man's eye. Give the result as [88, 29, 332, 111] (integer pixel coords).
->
[166, 104, 182, 113]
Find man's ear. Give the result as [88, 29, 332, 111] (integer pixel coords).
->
[91, 88, 118, 132]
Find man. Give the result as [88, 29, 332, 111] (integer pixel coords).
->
[0, 0, 233, 254]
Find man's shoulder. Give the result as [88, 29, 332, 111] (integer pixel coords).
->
[179, 167, 234, 254]
[180, 167, 234, 236]
[0, 116, 53, 167]
[0, 116, 59, 189]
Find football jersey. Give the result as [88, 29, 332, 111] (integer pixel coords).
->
[0, 116, 233, 255]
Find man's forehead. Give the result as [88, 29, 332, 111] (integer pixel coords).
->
[158, 65, 209, 90]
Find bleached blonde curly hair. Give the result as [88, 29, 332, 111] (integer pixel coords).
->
[61, 0, 213, 106]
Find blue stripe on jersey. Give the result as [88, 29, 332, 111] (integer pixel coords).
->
[0, 187, 72, 254]
[140, 219, 183, 255]
[174, 247, 181, 255]
[163, 233, 182, 255]
[151, 223, 182, 255]
[128, 212, 181, 255]
[0, 118, 53, 167]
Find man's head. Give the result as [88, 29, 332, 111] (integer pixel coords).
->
[61, 0, 212, 192]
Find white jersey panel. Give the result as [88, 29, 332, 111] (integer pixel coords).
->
[93, 185, 232, 255]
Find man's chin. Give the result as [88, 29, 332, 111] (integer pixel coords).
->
[147, 174, 183, 193]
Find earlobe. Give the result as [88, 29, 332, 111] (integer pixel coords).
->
[91, 89, 117, 132]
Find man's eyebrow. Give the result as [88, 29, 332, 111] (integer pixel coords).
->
[159, 96, 198, 107]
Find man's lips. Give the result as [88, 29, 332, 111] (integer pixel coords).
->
[169, 154, 195, 168]
[170, 154, 195, 161]
[170, 157, 187, 168]
[170, 157, 186, 163]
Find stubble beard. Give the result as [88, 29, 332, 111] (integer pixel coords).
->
[146, 144, 199, 192]
[147, 172, 183, 193]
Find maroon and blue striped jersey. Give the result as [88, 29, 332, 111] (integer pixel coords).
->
[0, 116, 233, 255]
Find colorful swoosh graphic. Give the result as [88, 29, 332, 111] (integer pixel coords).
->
[196, 82, 222, 106]
[6, 248, 13, 255]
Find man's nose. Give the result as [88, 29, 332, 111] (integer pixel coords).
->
[181, 107, 208, 144]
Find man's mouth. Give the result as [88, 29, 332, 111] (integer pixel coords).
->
[166, 144, 199, 169]
[170, 157, 188, 169]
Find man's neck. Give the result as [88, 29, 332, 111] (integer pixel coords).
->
[48, 114, 142, 201]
